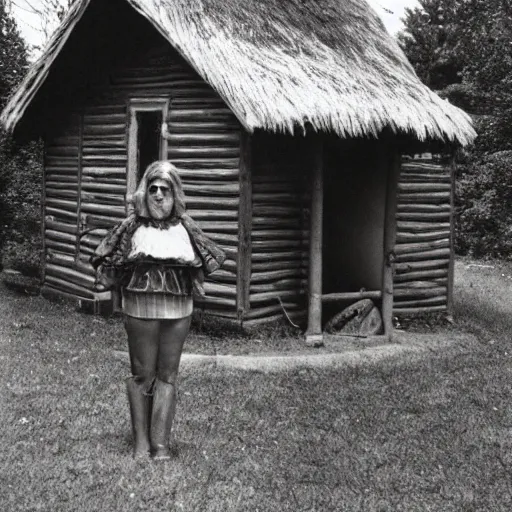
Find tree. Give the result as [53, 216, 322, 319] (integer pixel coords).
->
[397, 0, 464, 89]
[0, 0, 28, 110]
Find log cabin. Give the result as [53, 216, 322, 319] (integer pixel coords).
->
[0, 0, 476, 342]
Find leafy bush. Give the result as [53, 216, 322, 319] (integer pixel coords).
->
[455, 150, 512, 258]
[0, 134, 43, 276]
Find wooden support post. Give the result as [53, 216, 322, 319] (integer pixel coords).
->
[305, 137, 324, 347]
[237, 130, 253, 323]
[381, 149, 401, 340]
[446, 154, 456, 320]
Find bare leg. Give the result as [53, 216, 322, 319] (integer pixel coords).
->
[150, 316, 191, 460]
[124, 316, 160, 458]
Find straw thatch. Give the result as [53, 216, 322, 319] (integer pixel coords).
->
[1, 0, 476, 145]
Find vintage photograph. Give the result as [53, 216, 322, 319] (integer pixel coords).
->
[0, 0, 510, 510]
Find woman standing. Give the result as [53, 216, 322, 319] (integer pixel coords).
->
[91, 161, 225, 460]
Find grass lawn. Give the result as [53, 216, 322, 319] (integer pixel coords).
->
[1, 258, 512, 511]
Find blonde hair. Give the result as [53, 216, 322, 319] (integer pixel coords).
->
[132, 161, 186, 220]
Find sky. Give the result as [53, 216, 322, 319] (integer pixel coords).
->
[11, 0, 421, 53]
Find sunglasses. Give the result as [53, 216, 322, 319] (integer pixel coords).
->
[148, 185, 171, 195]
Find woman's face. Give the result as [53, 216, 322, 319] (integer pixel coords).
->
[146, 178, 174, 220]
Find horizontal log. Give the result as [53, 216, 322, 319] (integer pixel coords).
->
[168, 122, 240, 134]
[399, 173, 451, 183]
[253, 182, 306, 193]
[46, 251, 95, 277]
[45, 158, 79, 167]
[393, 286, 447, 298]
[46, 188, 78, 200]
[397, 204, 451, 213]
[45, 219, 77, 235]
[80, 192, 125, 206]
[395, 239, 449, 256]
[204, 233, 239, 245]
[82, 167, 126, 177]
[252, 229, 309, 241]
[46, 263, 95, 287]
[250, 289, 305, 306]
[178, 169, 239, 181]
[45, 198, 76, 211]
[44, 275, 96, 299]
[46, 167, 78, 175]
[398, 183, 451, 193]
[168, 108, 234, 120]
[250, 268, 308, 283]
[194, 295, 237, 309]
[252, 240, 306, 250]
[397, 221, 451, 233]
[395, 248, 451, 262]
[207, 270, 237, 285]
[193, 221, 238, 233]
[243, 310, 305, 327]
[168, 147, 239, 158]
[185, 197, 240, 209]
[45, 180, 79, 189]
[396, 230, 451, 244]
[250, 279, 306, 293]
[398, 192, 451, 204]
[45, 239, 76, 255]
[50, 136, 79, 145]
[170, 158, 239, 170]
[396, 212, 451, 222]
[395, 259, 450, 273]
[45, 229, 76, 244]
[252, 250, 307, 262]
[80, 214, 121, 229]
[183, 183, 239, 196]
[244, 302, 301, 320]
[82, 124, 125, 135]
[203, 282, 237, 298]
[167, 133, 240, 146]
[220, 259, 237, 272]
[80, 202, 125, 216]
[322, 290, 382, 302]
[82, 157, 127, 166]
[81, 183, 126, 194]
[251, 261, 308, 272]
[82, 147, 126, 156]
[394, 269, 448, 282]
[186, 209, 238, 220]
[252, 217, 306, 229]
[45, 207, 78, 222]
[393, 305, 447, 315]
[83, 113, 126, 124]
[393, 296, 447, 308]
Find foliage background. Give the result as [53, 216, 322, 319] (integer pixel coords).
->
[0, 0, 42, 275]
[399, 0, 512, 258]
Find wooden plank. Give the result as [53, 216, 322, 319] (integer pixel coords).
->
[322, 290, 382, 302]
[382, 150, 400, 338]
[306, 137, 324, 344]
[237, 130, 252, 320]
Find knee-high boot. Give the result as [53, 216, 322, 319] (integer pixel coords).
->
[150, 379, 176, 460]
[126, 377, 151, 458]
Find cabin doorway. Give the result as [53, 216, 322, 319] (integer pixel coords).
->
[126, 98, 169, 210]
[322, 139, 388, 321]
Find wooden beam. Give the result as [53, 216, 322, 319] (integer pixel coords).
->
[305, 136, 324, 347]
[322, 290, 382, 302]
[447, 154, 456, 319]
[236, 129, 253, 322]
[381, 149, 401, 340]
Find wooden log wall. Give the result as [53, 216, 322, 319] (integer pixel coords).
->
[42, 44, 241, 314]
[245, 135, 310, 327]
[393, 155, 453, 315]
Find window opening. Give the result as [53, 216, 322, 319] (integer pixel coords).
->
[136, 110, 162, 181]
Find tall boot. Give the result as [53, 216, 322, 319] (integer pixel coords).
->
[150, 379, 176, 461]
[125, 377, 151, 458]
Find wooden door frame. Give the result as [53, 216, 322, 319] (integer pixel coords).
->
[126, 97, 170, 211]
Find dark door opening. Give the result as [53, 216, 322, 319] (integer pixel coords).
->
[137, 110, 163, 181]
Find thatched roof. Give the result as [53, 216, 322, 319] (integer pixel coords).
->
[1, 0, 476, 145]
